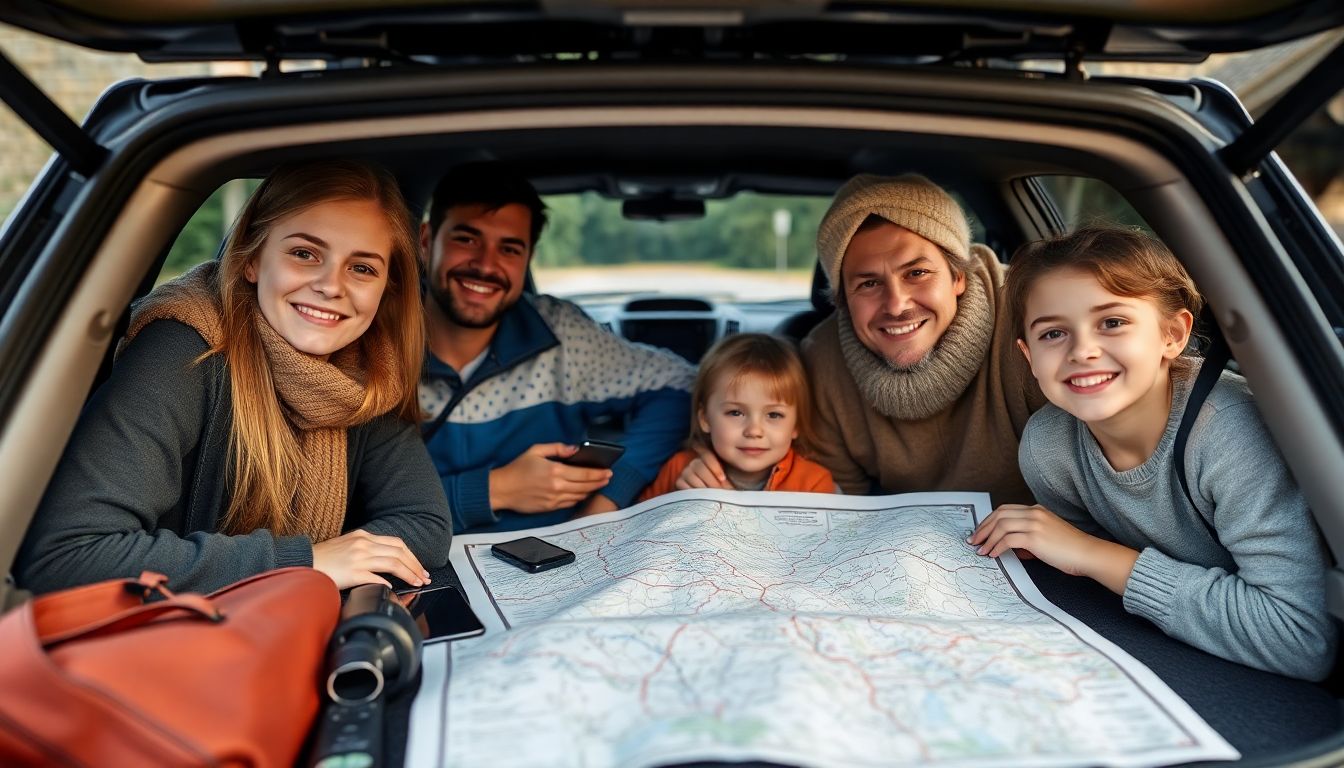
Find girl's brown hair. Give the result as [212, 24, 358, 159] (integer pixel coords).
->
[213, 159, 424, 536]
[689, 333, 817, 455]
[1006, 225, 1204, 342]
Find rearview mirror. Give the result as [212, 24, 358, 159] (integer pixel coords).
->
[622, 198, 705, 221]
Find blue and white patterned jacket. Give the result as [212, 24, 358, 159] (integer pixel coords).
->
[419, 294, 695, 533]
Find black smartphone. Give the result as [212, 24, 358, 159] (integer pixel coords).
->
[556, 439, 626, 469]
[393, 585, 485, 644]
[491, 536, 576, 573]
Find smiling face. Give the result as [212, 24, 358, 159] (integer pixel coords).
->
[421, 202, 532, 330]
[841, 221, 966, 369]
[1019, 268, 1191, 433]
[243, 198, 392, 358]
[698, 371, 799, 487]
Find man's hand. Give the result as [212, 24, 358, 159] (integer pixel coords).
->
[573, 493, 619, 519]
[674, 442, 733, 490]
[312, 529, 430, 590]
[489, 443, 613, 513]
[969, 504, 1138, 594]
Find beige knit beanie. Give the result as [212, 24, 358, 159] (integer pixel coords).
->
[816, 174, 970, 292]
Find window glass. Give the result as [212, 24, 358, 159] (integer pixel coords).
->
[1264, 84, 1344, 331]
[159, 180, 257, 284]
[0, 112, 46, 230]
[533, 191, 985, 303]
[1034, 176, 1150, 232]
[1274, 91, 1343, 242]
[533, 192, 825, 303]
[0, 96, 45, 232]
[162, 185, 988, 303]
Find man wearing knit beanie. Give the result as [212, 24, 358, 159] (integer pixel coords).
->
[804, 173, 1046, 503]
[814, 174, 976, 371]
[682, 174, 1045, 505]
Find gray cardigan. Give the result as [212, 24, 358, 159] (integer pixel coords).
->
[1020, 365, 1337, 680]
[18, 320, 452, 594]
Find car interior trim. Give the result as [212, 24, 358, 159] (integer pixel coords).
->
[1, 103, 1340, 619]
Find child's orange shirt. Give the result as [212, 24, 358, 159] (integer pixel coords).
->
[637, 447, 836, 502]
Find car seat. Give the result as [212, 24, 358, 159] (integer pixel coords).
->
[775, 262, 834, 341]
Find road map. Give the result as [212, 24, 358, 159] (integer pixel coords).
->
[407, 491, 1238, 768]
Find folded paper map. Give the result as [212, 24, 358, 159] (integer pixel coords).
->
[408, 490, 1237, 768]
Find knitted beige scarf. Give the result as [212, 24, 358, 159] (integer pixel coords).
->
[834, 247, 996, 421]
[120, 262, 400, 542]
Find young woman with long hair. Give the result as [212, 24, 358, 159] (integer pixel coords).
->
[18, 160, 452, 593]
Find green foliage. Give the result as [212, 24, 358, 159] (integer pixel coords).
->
[161, 180, 258, 281]
[158, 178, 1150, 282]
[163, 191, 225, 277]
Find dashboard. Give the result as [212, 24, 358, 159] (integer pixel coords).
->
[576, 295, 815, 362]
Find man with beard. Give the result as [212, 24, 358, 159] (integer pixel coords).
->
[680, 174, 1046, 504]
[418, 162, 695, 533]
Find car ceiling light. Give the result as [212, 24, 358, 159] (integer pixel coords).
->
[622, 10, 745, 26]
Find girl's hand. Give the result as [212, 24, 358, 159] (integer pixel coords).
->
[674, 442, 732, 490]
[969, 504, 1138, 594]
[312, 529, 431, 590]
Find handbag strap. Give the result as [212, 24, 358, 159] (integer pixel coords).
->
[31, 571, 175, 637]
[40, 595, 225, 648]
[35, 572, 224, 648]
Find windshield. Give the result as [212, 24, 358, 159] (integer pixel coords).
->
[532, 192, 829, 304]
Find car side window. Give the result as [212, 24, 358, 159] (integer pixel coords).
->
[0, 106, 54, 316]
[1033, 175, 1150, 233]
[159, 180, 258, 285]
[1257, 86, 1344, 334]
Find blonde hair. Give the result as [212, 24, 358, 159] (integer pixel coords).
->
[689, 333, 817, 456]
[1006, 225, 1203, 343]
[212, 160, 424, 535]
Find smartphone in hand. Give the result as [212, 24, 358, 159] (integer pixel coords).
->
[555, 439, 626, 469]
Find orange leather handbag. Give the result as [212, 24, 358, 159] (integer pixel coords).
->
[0, 567, 340, 767]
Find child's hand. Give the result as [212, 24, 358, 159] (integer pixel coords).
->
[970, 504, 1102, 576]
[674, 443, 733, 490]
[969, 504, 1139, 594]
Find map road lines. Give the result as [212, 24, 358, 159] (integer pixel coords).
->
[410, 490, 1238, 768]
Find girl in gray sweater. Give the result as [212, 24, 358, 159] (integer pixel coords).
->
[968, 226, 1335, 681]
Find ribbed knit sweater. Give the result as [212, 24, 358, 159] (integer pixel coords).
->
[801, 249, 1046, 503]
[1020, 365, 1336, 681]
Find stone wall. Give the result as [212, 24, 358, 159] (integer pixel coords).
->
[0, 25, 210, 220]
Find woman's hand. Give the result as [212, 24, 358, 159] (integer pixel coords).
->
[674, 442, 732, 490]
[312, 529, 431, 590]
[968, 504, 1139, 594]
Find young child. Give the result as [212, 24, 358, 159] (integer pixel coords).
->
[638, 333, 835, 499]
[970, 225, 1336, 680]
